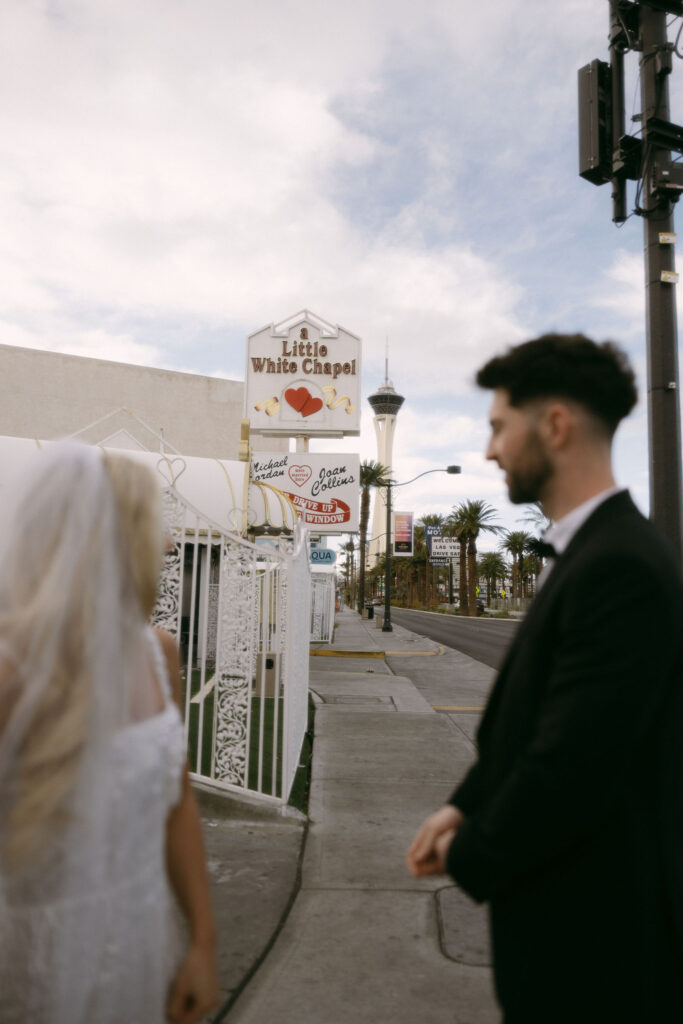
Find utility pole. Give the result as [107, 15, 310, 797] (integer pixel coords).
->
[640, 4, 683, 563]
[579, 0, 683, 565]
[382, 479, 393, 632]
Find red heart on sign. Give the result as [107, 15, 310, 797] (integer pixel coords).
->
[285, 387, 310, 412]
[301, 395, 323, 417]
[289, 464, 312, 487]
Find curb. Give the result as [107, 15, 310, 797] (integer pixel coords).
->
[310, 649, 385, 658]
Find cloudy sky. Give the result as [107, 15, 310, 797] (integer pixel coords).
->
[3, 0, 683, 548]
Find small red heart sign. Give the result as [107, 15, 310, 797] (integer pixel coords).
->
[284, 385, 323, 418]
[289, 464, 312, 488]
[285, 387, 310, 412]
[301, 396, 323, 417]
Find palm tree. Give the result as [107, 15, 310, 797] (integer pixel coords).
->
[357, 461, 391, 613]
[367, 552, 385, 601]
[520, 553, 542, 597]
[443, 511, 467, 611]
[521, 501, 552, 534]
[501, 530, 531, 599]
[419, 514, 446, 527]
[477, 551, 508, 603]
[411, 523, 428, 605]
[342, 538, 357, 606]
[418, 513, 446, 606]
[450, 500, 503, 615]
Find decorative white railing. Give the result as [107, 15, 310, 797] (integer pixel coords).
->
[152, 485, 311, 806]
[310, 571, 336, 643]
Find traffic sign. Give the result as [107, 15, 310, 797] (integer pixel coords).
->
[430, 537, 460, 559]
[310, 548, 336, 565]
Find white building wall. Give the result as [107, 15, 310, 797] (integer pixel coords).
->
[0, 344, 286, 458]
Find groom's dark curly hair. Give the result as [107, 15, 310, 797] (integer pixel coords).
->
[476, 332, 638, 436]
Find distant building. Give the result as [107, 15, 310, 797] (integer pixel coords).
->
[0, 343, 286, 458]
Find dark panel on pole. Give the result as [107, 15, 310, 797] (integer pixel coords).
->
[641, 0, 683, 15]
[578, 60, 613, 184]
[609, 3, 628, 223]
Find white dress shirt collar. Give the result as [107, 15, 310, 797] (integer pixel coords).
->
[543, 485, 624, 556]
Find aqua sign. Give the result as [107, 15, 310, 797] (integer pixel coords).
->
[310, 548, 337, 565]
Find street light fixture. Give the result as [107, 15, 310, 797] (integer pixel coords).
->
[382, 465, 461, 633]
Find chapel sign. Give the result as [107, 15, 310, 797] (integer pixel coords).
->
[245, 310, 361, 436]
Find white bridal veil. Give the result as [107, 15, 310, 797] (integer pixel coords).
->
[0, 441, 156, 1021]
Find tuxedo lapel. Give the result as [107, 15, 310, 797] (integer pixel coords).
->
[477, 491, 640, 745]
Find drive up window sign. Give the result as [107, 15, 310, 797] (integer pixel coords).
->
[245, 310, 361, 437]
[250, 453, 360, 534]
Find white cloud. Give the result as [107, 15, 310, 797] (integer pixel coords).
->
[0, 0, 677, 512]
[592, 250, 646, 329]
[0, 0, 541, 381]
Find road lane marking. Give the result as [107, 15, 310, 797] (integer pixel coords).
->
[311, 648, 445, 658]
[384, 649, 443, 656]
[433, 705, 485, 711]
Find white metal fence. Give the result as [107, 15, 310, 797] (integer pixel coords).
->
[310, 571, 336, 643]
[152, 486, 311, 806]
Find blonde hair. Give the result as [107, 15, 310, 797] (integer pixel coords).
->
[102, 452, 164, 619]
[3, 448, 163, 871]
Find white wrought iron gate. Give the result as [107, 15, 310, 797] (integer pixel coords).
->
[152, 486, 311, 805]
[310, 570, 336, 643]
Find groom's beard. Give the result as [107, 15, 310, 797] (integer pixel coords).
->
[506, 430, 554, 506]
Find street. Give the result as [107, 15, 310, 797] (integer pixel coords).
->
[388, 607, 519, 670]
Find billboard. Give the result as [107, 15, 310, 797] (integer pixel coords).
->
[245, 311, 361, 437]
[425, 524, 447, 566]
[250, 452, 360, 533]
[393, 511, 414, 556]
[430, 537, 461, 561]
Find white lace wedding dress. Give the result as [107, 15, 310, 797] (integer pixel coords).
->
[0, 628, 187, 1024]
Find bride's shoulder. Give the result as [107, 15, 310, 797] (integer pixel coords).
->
[152, 626, 175, 652]
[151, 628, 181, 704]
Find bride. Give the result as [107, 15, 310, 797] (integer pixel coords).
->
[0, 442, 219, 1024]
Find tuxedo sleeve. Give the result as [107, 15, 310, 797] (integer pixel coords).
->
[446, 550, 679, 902]
[448, 760, 486, 816]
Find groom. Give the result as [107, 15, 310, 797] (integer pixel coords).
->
[407, 334, 683, 1023]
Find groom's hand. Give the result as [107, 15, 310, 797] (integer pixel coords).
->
[406, 804, 464, 877]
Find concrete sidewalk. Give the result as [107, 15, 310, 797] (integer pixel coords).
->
[209, 608, 500, 1023]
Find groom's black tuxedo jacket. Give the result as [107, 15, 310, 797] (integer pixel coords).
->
[446, 492, 683, 1023]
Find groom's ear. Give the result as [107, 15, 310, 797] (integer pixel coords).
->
[539, 400, 575, 451]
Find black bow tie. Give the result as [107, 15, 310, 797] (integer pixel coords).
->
[536, 540, 557, 559]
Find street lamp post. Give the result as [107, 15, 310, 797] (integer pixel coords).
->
[382, 465, 461, 633]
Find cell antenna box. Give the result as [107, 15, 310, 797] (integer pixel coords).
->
[578, 59, 612, 185]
